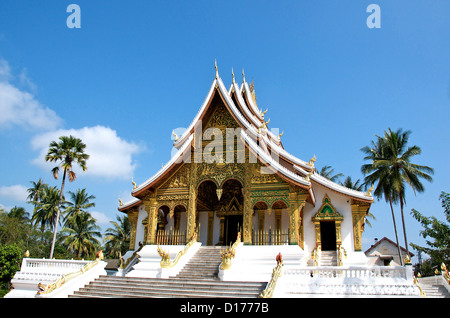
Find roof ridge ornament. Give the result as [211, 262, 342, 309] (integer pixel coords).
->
[259, 108, 268, 117]
[278, 130, 284, 141]
[308, 155, 316, 168]
[172, 130, 179, 142]
[132, 178, 137, 189]
[215, 59, 219, 79]
[242, 68, 246, 83]
[366, 184, 374, 197]
[232, 67, 235, 84]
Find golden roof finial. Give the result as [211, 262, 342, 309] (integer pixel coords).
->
[119, 197, 123, 206]
[172, 130, 179, 141]
[132, 178, 137, 190]
[260, 108, 268, 117]
[308, 155, 316, 167]
[231, 68, 235, 84]
[242, 68, 246, 83]
[215, 59, 219, 79]
[366, 184, 374, 197]
[278, 130, 284, 140]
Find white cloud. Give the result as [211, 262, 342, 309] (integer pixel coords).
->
[91, 211, 113, 226]
[0, 184, 28, 202]
[31, 125, 142, 180]
[0, 58, 63, 131]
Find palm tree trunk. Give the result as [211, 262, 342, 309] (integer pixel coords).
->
[389, 199, 404, 266]
[49, 168, 66, 259]
[399, 193, 410, 257]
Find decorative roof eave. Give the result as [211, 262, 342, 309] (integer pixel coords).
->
[173, 77, 262, 150]
[229, 82, 262, 129]
[293, 165, 374, 203]
[131, 134, 194, 198]
[261, 133, 313, 171]
[118, 197, 142, 212]
[241, 129, 316, 205]
[240, 81, 264, 122]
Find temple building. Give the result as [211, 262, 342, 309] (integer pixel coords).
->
[118, 63, 374, 266]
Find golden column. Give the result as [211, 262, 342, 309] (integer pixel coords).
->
[127, 209, 139, 250]
[351, 200, 370, 251]
[186, 163, 198, 241]
[289, 189, 307, 246]
[242, 163, 253, 245]
[143, 195, 158, 245]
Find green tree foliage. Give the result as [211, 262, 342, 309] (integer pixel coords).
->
[0, 244, 22, 295]
[45, 135, 89, 259]
[59, 212, 101, 260]
[411, 191, 450, 267]
[103, 215, 130, 258]
[361, 128, 433, 264]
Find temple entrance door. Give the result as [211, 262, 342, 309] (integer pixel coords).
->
[320, 221, 337, 251]
[224, 215, 242, 246]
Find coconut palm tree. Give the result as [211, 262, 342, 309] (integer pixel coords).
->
[361, 133, 404, 264]
[103, 215, 130, 258]
[318, 165, 344, 183]
[64, 188, 95, 225]
[45, 135, 89, 259]
[361, 128, 434, 264]
[339, 176, 376, 228]
[8, 206, 30, 223]
[377, 128, 434, 256]
[27, 179, 47, 213]
[59, 211, 101, 259]
[31, 185, 65, 232]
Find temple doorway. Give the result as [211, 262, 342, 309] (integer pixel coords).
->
[320, 221, 337, 251]
[224, 215, 242, 246]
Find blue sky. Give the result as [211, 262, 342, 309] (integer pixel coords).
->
[0, 1, 448, 257]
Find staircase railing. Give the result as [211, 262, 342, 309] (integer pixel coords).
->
[441, 263, 450, 293]
[157, 230, 198, 269]
[337, 244, 347, 266]
[413, 275, 426, 297]
[311, 244, 321, 266]
[220, 232, 241, 270]
[36, 251, 104, 296]
[259, 253, 283, 298]
[119, 243, 144, 275]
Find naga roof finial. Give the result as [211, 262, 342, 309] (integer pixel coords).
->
[232, 67, 235, 84]
[215, 59, 219, 79]
[242, 68, 246, 83]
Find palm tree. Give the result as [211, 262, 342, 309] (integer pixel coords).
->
[377, 128, 434, 256]
[64, 189, 95, 225]
[8, 206, 30, 222]
[361, 128, 434, 264]
[361, 133, 404, 264]
[27, 179, 47, 213]
[339, 176, 364, 191]
[59, 211, 101, 259]
[31, 185, 65, 232]
[103, 215, 130, 258]
[339, 176, 376, 228]
[318, 165, 344, 183]
[45, 135, 89, 259]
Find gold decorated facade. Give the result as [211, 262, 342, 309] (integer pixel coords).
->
[119, 64, 373, 252]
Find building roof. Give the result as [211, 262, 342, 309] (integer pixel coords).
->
[119, 63, 374, 212]
[364, 237, 415, 257]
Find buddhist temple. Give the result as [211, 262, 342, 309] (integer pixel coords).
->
[118, 61, 374, 264]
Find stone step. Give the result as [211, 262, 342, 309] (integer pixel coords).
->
[70, 246, 266, 298]
[69, 275, 265, 298]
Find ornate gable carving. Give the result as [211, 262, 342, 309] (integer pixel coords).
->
[312, 194, 343, 222]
